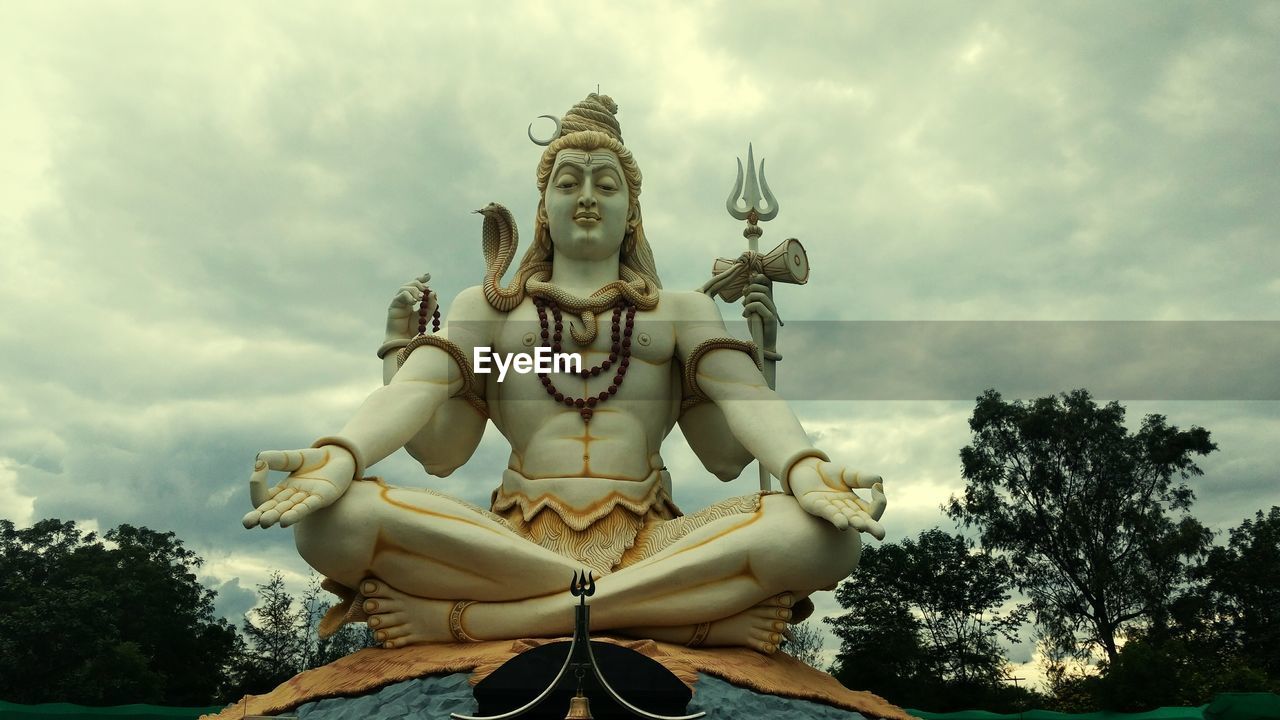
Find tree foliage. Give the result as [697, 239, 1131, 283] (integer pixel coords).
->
[1198, 506, 1280, 680]
[0, 518, 376, 705]
[1092, 505, 1280, 709]
[0, 519, 239, 705]
[827, 528, 1029, 711]
[229, 573, 376, 696]
[781, 621, 826, 669]
[233, 571, 307, 693]
[300, 577, 376, 668]
[947, 389, 1215, 665]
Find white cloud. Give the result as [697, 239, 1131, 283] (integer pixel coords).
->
[0, 460, 36, 527]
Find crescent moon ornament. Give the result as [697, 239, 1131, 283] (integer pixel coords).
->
[527, 114, 562, 146]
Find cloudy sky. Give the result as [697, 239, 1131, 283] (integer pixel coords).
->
[3, 1, 1278, 687]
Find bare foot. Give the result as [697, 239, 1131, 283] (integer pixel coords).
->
[620, 593, 796, 654]
[360, 578, 458, 648]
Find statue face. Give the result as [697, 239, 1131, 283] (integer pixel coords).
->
[544, 148, 630, 261]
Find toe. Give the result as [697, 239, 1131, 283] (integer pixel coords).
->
[381, 623, 413, 641]
[752, 605, 790, 623]
[362, 579, 383, 596]
[761, 605, 792, 621]
[749, 638, 779, 654]
[363, 596, 402, 616]
[386, 633, 424, 649]
[751, 628, 783, 646]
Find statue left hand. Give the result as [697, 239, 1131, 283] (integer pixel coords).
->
[787, 457, 887, 539]
[386, 272, 437, 341]
[241, 447, 355, 529]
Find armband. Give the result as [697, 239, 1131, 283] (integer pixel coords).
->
[681, 337, 762, 408]
[395, 334, 489, 416]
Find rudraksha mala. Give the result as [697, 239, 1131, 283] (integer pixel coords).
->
[418, 290, 441, 334]
[534, 297, 635, 424]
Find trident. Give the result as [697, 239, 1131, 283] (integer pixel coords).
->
[701, 144, 810, 492]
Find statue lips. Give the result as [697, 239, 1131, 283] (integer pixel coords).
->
[573, 211, 602, 225]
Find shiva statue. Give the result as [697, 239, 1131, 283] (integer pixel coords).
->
[242, 93, 886, 655]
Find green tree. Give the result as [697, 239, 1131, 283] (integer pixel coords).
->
[781, 621, 825, 669]
[1199, 506, 1280, 680]
[827, 528, 1026, 710]
[229, 571, 375, 696]
[947, 389, 1215, 666]
[0, 519, 239, 705]
[299, 575, 375, 668]
[234, 571, 305, 693]
[827, 540, 924, 704]
[1067, 507, 1280, 710]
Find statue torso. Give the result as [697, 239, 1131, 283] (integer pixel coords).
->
[484, 293, 682, 483]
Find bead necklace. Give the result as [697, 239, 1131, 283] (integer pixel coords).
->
[534, 297, 636, 423]
[417, 292, 441, 334]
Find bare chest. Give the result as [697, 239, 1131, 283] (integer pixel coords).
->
[488, 303, 675, 379]
[481, 302, 678, 431]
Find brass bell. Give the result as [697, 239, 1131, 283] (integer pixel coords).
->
[564, 691, 593, 719]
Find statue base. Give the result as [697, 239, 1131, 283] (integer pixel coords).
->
[203, 637, 913, 720]
[473, 639, 693, 718]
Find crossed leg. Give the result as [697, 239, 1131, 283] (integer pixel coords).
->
[294, 479, 579, 600]
[294, 481, 861, 653]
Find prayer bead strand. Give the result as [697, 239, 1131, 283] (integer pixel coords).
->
[534, 298, 635, 424]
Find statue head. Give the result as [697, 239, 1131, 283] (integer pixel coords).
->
[518, 93, 661, 292]
[542, 145, 631, 263]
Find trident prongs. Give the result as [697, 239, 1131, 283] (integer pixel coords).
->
[452, 568, 703, 720]
[569, 570, 596, 602]
[726, 143, 779, 223]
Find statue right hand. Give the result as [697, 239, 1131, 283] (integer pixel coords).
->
[742, 273, 779, 352]
[241, 447, 355, 529]
[788, 457, 887, 539]
[386, 272, 437, 340]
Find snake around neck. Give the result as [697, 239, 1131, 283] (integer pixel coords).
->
[476, 202, 658, 345]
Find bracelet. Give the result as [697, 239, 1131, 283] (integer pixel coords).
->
[377, 338, 411, 359]
[779, 447, 831, 495]
[311, 435, 368, 482]
[682, 337, 762, 404]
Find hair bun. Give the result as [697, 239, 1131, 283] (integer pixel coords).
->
[560, 92, 624, 144]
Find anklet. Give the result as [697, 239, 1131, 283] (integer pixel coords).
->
[687, 622, 711, 648]
[449, 600, 479, 642]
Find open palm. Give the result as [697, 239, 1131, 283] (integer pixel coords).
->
[241, 447, 355, 529]
[789, 458, 887, 539]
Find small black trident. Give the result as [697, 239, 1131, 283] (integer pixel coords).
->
[452, 571, 706, 720]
